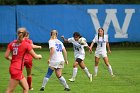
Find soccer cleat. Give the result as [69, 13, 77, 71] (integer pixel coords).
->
[89, 74, 92, 82]
[40, 87, 44, 91]
[64, 88, 70, 91]
[29, 87, 34, 90]
[111, 74, 115, 77]
[68, 77, 75, 82]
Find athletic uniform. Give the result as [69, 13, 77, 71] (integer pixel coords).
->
[68, 37, 88, 60]
[7, 40, 32, 80]
[49, 39, 65, 68]
[24, 38, 33, 68]
[92, 35, 108, 58]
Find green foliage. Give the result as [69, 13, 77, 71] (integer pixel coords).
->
[0, 0, 140, 5]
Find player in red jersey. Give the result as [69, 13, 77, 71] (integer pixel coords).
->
[5, 27, 42, 93]
[24, 31, 42, 90]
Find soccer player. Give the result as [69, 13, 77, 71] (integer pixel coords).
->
[5, 27, 42, 93]
[89, 28, 114, 77]
[40, 30, 70, 91]
[24, 31, 42, 90]
[61, 32, 92, 82]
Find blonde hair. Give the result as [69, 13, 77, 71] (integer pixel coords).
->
[17, 27, 26, 43]
[50, 30, 58, 39]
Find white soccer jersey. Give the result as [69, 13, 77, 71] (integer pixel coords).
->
[92, 34, 108, 54]
[49, 39, 65, 68]
[68, 37, 88, 60]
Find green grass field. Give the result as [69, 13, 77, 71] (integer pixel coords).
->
[0, 47, 140, 93]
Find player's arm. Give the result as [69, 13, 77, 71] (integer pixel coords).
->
[61, 36, 69, 43]
[31, 44, 42, 49]
[62, 48, 68, 65]
[5, 48, 12, 61]
[48, 47, 55, 63]
[29, 49, 42, 59]
[106, 42, 111, 54]
[89, 42, 94, 53]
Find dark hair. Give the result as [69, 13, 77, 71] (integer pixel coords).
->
[98, 28, 104, 40]
[73, 32, 81, 38]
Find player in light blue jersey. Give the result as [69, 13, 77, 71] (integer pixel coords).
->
[40, 30, 70, 91]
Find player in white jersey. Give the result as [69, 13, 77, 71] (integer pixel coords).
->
[40, 30, 70, 91]
[89, 28, 114, 77]
[61, 32, 92, 82]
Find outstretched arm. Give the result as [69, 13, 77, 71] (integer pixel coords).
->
[61, 36, 69, 43]
[29, 49, 42, 59]
[31, 44, 42, 49]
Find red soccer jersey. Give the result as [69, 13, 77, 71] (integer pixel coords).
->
[24, 38, 33, 60]
[8, 40, 32, 70]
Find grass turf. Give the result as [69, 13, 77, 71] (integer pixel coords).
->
[0, 47, 140, 93]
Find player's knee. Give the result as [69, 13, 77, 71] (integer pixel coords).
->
[45, 67, 54, 78]
[76, 58, 83, 64]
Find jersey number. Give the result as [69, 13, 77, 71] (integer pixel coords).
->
[74, 46, 79, 51]
[13, 48, 18, 55]
[55, 44, 62, 52]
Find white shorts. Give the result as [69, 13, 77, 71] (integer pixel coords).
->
[95, 51, 107, 58]
[75, 54, 85, 60]
[49, 61, 64, 69]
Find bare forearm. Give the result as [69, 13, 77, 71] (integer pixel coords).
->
[32, 44, 42, 49]
[90, 42, 94, 48]
[107, 42, 111, 51]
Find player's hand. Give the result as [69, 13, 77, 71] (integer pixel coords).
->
[61, 36, 64, 39]
[65, 60, 68, 65]
[38, 54, 42, 59]
[39, 46, 42, 49]
[89, 47, 92, 54]
[108, 50, 111, 54]
[48, 59, 50, 64]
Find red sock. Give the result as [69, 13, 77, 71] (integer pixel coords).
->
[27, 76, 32, 89]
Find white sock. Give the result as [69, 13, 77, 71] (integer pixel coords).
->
[108, 65, 113, 75]
[72, 68, 78, 78]
[59, 76, 69, 88]
[94, 66, 98, 76]
[41, 77, 49, 88]
[83, 67, 90, 77]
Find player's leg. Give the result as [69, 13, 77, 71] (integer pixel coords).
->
[40, 67, 54, 91]
[55, 68, 70, 91]
[6, 78, 19, 93]
[94, 56, 100, 76]
[24, 59, 33, 90]
[69, 61, 78, 82]
[26, 68, 33, 90]
[19, 77, 29, 93]
[78, 60, 92, 82]
[103, 56, 114, 76]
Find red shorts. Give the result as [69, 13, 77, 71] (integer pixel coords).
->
[9, 67, 24, 80]
[24, 59, 33, 69]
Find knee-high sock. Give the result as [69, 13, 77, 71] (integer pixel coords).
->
[41, 77, 49, 88]
[108, 65, 113, 75]
[72, 68, 78, 78]
[83, 67, 90, 77]
[59, 76, 69, 88]
[27, 76, 32, 89]
[94, 66, 98, 76]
